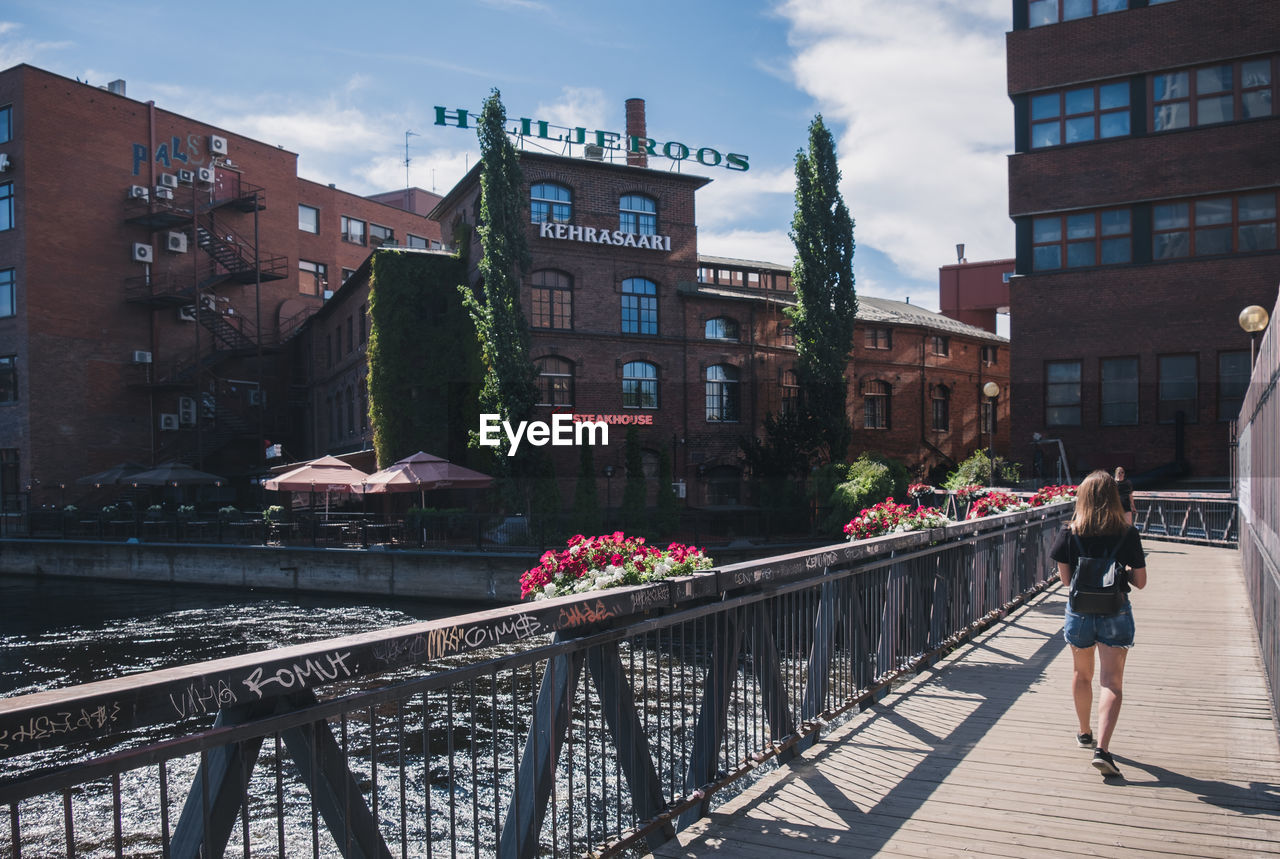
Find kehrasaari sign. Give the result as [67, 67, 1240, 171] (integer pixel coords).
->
[434, 106, 749, 172]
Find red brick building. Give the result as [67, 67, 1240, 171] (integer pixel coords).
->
[1006, 0, 1280, 484]
[0, 64, 441, 509]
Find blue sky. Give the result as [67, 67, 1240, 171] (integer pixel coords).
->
[1, 0, 1013, 312]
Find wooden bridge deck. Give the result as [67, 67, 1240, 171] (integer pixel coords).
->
[651, 540, 1280, 858]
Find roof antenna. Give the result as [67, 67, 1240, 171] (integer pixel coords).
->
[404, 130, 419, 190]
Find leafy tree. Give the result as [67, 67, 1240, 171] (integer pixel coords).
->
[787, 114, 856, 463]
[620, 428, 648, 532]
[572, 442, 603, 535]
[460, 88, 539, 468]
[740, 411, 811, 510]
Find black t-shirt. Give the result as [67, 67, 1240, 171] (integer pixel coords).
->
[1049, 525, 1146, 573]
[1116, 479, 1134, 512]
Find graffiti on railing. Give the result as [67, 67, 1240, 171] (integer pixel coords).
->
[0, 701, 122, 752]
[169, 678, 238, 719]
[240, 650, 354, 700]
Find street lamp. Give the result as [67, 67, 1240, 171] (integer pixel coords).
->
[983, 381, 1001, 485]
[1239, 304, 1271, 367]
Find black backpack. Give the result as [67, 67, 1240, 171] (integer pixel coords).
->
[1068, 533, 1127, 615]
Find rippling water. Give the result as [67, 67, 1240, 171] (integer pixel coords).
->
[0, 574, 490, 699]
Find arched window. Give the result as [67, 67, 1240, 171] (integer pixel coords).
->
[704, 316, 740, 341]
[864, 380, 891, 429]
[621, 278, 658, 335]
[619, 194, 657, 235]
[531, 270, 572, 330]
[781, 368, 800, 417]
[932, 385, 950, 432]
[622, 361, 658, 409]
[530, 182, 572, 224]
[536, 356, 574, 408]
[706, 364, 740, 422]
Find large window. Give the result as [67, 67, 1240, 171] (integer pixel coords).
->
[0, 355, 15, 402]
[621, 278, 658, 335]
[0, 183, 12, 232]
[0, 269, 13, 318]
[406, 234, 428, 249]
[299, 259, 328, 296]
[864, 380, 890, 429]
[705, 365, 740, 422]
[622, 361, 658, 409]
[1153, 58, 1274, 131]
[298, 204, 319, 234]
[1029, 0, 1127, 27]
[1046, 360, 1082, 426]
[1100, 357, 1139, 426]
[619, 194, 657, 235]
[1218, 351, 1250, 422]
[531, 183, 572, 224]
[932, 385, 950, 432]
[1034, 209, 1132, 270]
[0, 105, 10, 144]
[340, 216, 366, 245]
[930, 335, 950, 357]
[536, 356, 574, 408]
[1158, 354, 1198, 423]
[1153, 192, 1277, 259]
[865, 327, 892, 350]
[369, 224, 394, 247]
[531, 270, 572, 330]
[982, 345, 999, 366]
[705, 317, 739, 341]
[1031, 81, 1130, 148]
[781, 369, 799, 418]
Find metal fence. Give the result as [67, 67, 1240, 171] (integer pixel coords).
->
[1133, 492, 1238, 546]
[1237, 290, 1280, 734]
[0, 504, 1070, 858]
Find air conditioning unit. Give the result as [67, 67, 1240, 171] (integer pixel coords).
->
[196, 166, 215, 184]
[155, 186, 174, 201]
[158, 173, 179, 189]
[132, 242, 154, 263]
[131, 350, 152, 364]
[159, 413, 180, 431]
[177, 169, 194, 184]
[177, 305, 196, 322]
[166, 231, 188, 253]
[128, 184, 149, 201]
[178, 396, 197, 426]
[209, 135, 229, 156]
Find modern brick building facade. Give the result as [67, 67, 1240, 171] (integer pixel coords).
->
[0, 64, 441, 509]
[1006, 0, 1280, 484]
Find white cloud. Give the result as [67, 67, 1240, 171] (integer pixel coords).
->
[532, 86, 611, 135]
[696, 165, 795, 230]
[697, 228, 794, 269]
[0, 21, 71, 69]
[780, 0, 1012, 281]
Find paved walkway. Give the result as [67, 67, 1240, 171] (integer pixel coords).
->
[651, 540, 1280, 858]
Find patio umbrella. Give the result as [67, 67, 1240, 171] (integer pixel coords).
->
[361, 451, 493, 507]
[127, 462, 225, 486]
[75, 461, 149, 486]
[263, 455, 370, 513]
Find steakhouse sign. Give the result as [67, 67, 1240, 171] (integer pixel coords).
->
[435, 106, 749, 172]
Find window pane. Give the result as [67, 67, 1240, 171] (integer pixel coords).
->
[1195, 65, 1232, 94]
[1062, 0, 1090, 19]
[1066, 242, 1095, 267]
[1100, 237, 1132, 263]
[1159, 355, 1196, 399]
[1195, 227, 1231, 255]
[1239, 223, 1277, 252]
[1028, 0, 1057, 27]
[1154, 103, 1190, 130]
[1153, 231, 1189, 259]
[1064, 88, 1094, 114]
[1031, 93, 1060, 120]
[1238, 192, 1276, 222]
[1101, 355, 1139, 425]
[1194, 198, 1232, 225]
[1066, 213, 1096, 239]
[1047, 406, 1081, 426]
[1032, 122, 1061, 148]
[1100, 209, 1130, 235]
[1034, 246, 1062, 270]
[1242, 59, 1272, 87]
[1243, 90, 1273, 119]
[0, 269, 13, 318]
[1098, 81, 1129, 110]
[1153, 71, 1188, 102]
[1153, 203, 1189, 230]
[1033, 217, 1062, 243]
[298, 205, 319, 233]
[1196, 94, 1233, 124]
[1047, 361, 1081, 384]
[1064, 116, 1095, 143]
[1099, 111, 1130, 138]
[1098, 0, 1127, 12]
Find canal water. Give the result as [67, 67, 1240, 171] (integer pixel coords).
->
[0, 574, 491, 699]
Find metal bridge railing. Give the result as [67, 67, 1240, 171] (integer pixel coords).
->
[1133, 492, 1238, 547]
[0, 504, 1070, 858]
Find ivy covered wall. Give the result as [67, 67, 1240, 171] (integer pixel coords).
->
[366, 250, 483, 469]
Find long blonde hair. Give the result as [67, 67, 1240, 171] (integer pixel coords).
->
[1070, 470, 1129, 536]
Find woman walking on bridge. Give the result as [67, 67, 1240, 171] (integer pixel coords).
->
[1050, 470, 1148, 778]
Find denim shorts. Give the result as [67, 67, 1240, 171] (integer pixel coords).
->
[1064, 602, 1135, 649]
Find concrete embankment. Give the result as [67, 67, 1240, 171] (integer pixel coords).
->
[0, 539, 536, 603]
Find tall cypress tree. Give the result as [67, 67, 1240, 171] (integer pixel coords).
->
[461, 88, 539, 468]
[787, 114, 856, 463]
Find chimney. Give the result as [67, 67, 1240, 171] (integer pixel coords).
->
[626, 98, 647, 167]
[107, 79, 126, 96]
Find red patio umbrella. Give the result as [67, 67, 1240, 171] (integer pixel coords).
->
[361, 451, 493, 506]
[263, 455, 369, 513]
